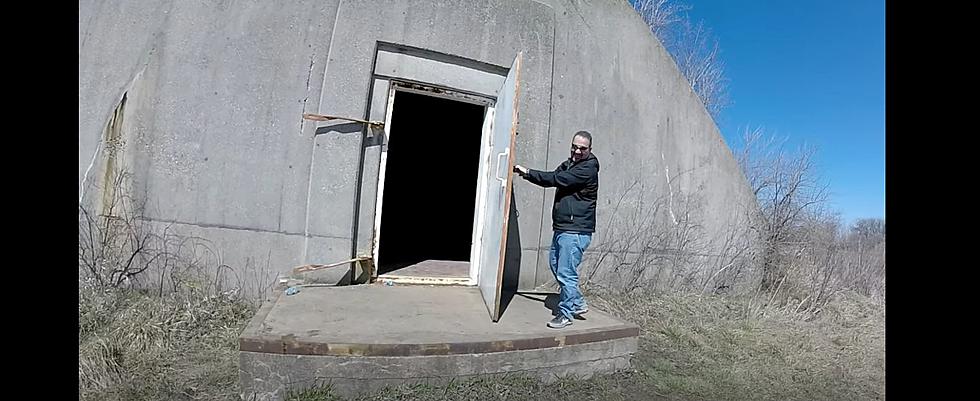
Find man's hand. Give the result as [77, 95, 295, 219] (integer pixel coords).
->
[513, 165, 529, 176]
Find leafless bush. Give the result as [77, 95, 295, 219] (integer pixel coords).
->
[631, 0, 690, 40]
[78, 168, 274, 299]
[733, 127, 885, 315]
[78, 170, 164, 288]
[584, 172, 757, 296]
[735, 127, 830, 293]
[78, 169, 259, 400]
[632, 0, 730, 118]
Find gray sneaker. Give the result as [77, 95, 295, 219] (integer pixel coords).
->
[573, 306, 589, 316]
[547, 315, 572, 329]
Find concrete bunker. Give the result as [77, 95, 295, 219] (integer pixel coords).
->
[80, 1, 763, 396]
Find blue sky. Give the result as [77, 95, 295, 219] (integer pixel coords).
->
[649, 1, 885, 224]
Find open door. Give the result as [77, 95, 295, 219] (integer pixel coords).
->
[477, 53, 522, 322]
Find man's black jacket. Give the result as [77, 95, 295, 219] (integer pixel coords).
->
[522, 153, 600, 233]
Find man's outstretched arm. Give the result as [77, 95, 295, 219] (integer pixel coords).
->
[515, 161, 595, 189]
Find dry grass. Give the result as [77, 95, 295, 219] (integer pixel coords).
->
[79, 275, 883, 401]
[78, 279, 255, 401]
[79, 283, 884, 401]
[589, 289, 885, 401]
[287, 374, 671, 401]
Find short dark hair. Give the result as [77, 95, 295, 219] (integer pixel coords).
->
[573, 130, 593, 147]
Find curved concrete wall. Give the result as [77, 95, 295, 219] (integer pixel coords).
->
[79, 0, 759, 297]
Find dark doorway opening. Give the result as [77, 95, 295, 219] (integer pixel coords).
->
[377, 90, 486, 275]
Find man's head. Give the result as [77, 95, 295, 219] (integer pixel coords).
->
[570, 130, 592, 162]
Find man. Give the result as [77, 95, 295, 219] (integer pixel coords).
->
[514, 131, 599, 329]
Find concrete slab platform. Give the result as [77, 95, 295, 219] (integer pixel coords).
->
[239, 284, 639, 399]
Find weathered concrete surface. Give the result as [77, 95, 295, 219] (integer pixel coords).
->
[79, 0, 761, 297]
[239, 285, 638, 399]
[241, 285, 637, 351]
[240, 340, 634, 400]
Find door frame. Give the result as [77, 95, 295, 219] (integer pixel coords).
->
[370, 80, 497, 285]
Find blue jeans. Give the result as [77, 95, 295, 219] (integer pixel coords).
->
[549, 230, 592, 320]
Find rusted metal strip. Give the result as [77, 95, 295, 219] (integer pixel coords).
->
[241, 324, 640, 356]
[303, 113, 384, 128]
[293, 256, 371, 274]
